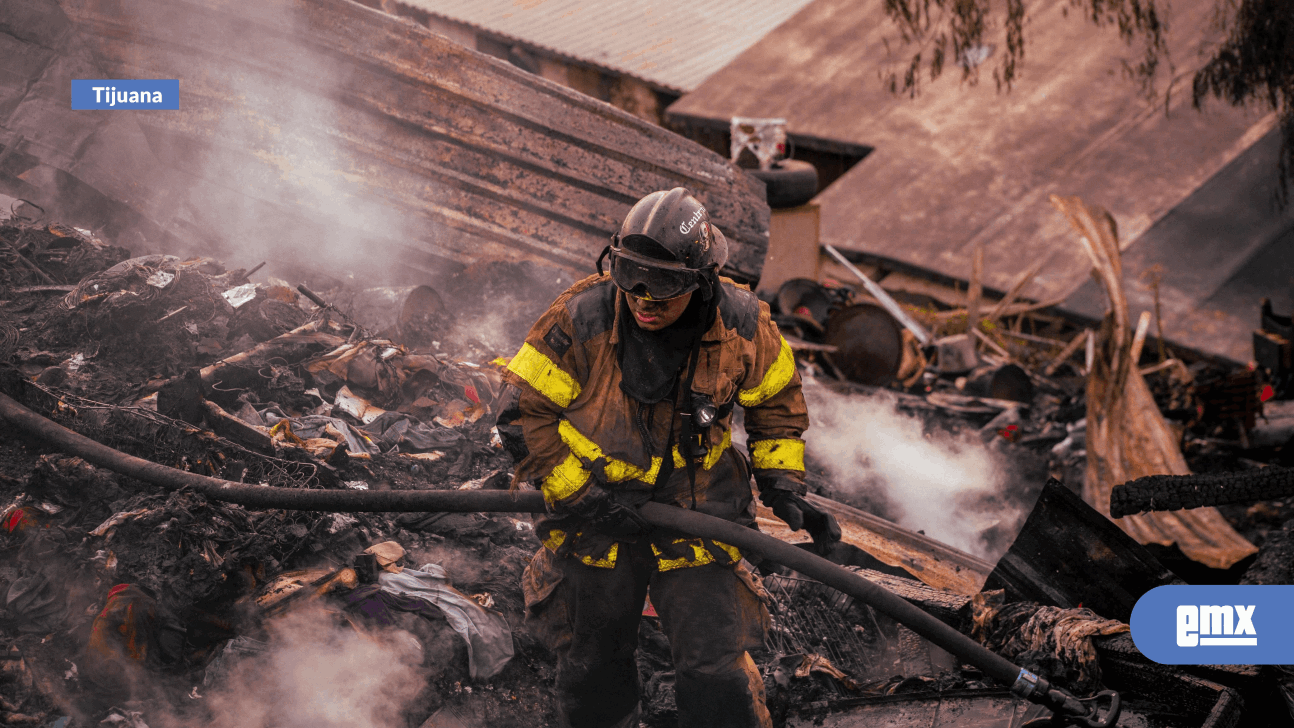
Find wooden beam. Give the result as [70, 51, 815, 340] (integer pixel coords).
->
[966, 242, 984, 330]
[1043, 330, 1090, 376]
[985, 259, 1045, 325]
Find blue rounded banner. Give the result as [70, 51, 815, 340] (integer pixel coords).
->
[1130, 585, 1294, 664]
[72, 79, 179, 110]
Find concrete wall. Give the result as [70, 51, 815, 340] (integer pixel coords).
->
[758, 203, 820, 295]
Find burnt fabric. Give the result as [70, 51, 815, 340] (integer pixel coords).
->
[343, 564, 515, 680]
[256, 406, 462, 455]
[523, 544, 772, 728]
[255, 407, 378, 455]
[86, 584, 185, 668]
[360, 411, 464, 452]
[4, 572, 68, 634]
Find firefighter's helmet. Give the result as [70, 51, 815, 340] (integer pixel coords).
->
[605, 188, 728, 300]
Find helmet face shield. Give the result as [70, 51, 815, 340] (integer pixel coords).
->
[609, 245, 699, 301]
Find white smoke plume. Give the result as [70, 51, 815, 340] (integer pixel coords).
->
[199, 607, 426, 728]
[120, 0, 426, 285]
[800, 378, 1024, 560]
[107, 0, 589, 354]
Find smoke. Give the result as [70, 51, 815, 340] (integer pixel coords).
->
[199, 607, 427, 728]
[121, 0, 592, 359]
[799, 378, 1025, 560]
[128, 0, 426, 284]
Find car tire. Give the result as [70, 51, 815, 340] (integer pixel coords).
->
[750, 159, 818, 208]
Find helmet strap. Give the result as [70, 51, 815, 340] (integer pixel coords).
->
[595, 245, 612, 275]
[697, 267, 720, 302]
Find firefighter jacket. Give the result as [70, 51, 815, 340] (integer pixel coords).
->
[502, 273, 809, 571]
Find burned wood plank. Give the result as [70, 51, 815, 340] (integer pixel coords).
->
[1044, 329, 1090, 376]
[784, 688, 1208, 727]
[1097, 652, 1244, 728]
[757, 494, 993, 596]
[197, 321, 349, 387]
[783, 334, 838, 353]
[1052, 194, 1256, 570]
[985, 259, 1045, 326]
[849, 568, 970, 629]
[995, 329, 1067, 347]
[982, 479, 1180, 623]
[1095, 633, 1273, 711]
[9, 285, 76, 294]
[201, 399, 273, 453]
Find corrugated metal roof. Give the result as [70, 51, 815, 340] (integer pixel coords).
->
[393, 0, 817, 92]
[3, 0, 769, 284]
[667, 0, 1279, 362]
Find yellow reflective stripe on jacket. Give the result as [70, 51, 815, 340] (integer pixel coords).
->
[507, 342, 581, 407]
[581, 543, 618, 568]
[671, 428, 733, 471]
[543, 528, 567, 552]
[738, 337, 795, 407]
[558, 420, 663, 484]
[713, 541, 742, 564]
[749, 438, 805, 471]
[651, 539, 742, 572]
[542, 529, 618, 568]
[542, 453, 591, 504]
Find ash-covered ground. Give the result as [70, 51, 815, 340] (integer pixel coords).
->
[2, 218, 1292, 727]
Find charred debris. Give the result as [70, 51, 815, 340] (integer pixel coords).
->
[0, 205, 1292, 728]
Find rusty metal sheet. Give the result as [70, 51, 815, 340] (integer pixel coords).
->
[392, 0, 819, 94]
[1, 0, 768, 282]
[756, 494, 992, 596]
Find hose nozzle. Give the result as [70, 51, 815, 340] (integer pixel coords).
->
[1012, 669, 1121, 727]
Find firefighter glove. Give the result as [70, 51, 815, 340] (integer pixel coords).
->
[552, 460, 650, 538]
[765, 492, 842, 546]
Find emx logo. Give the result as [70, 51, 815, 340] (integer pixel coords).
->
[1176, 605, 1256, 646]
[1133, 586, 1293, 664]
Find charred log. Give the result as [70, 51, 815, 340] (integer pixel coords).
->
[1111, 467, 1294, 518]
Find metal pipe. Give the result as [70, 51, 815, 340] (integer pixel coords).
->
[822, 244, 932, 346]
[296, 284, 331, 310]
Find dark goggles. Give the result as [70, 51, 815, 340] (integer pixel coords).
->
[608, 245, 700, 301]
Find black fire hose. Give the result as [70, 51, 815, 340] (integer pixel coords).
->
[0, 392, 1118, 727]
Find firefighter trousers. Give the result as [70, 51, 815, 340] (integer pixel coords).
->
[523, 541, 772, 728]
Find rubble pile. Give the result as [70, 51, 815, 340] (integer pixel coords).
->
[773, 260, 1294, 571]
[0, 217, 562, 727]
[2, 208, 1294, 727]
[756, 206, 1294, 722]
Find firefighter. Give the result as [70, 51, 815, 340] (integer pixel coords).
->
[499, 188, 840, 728]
